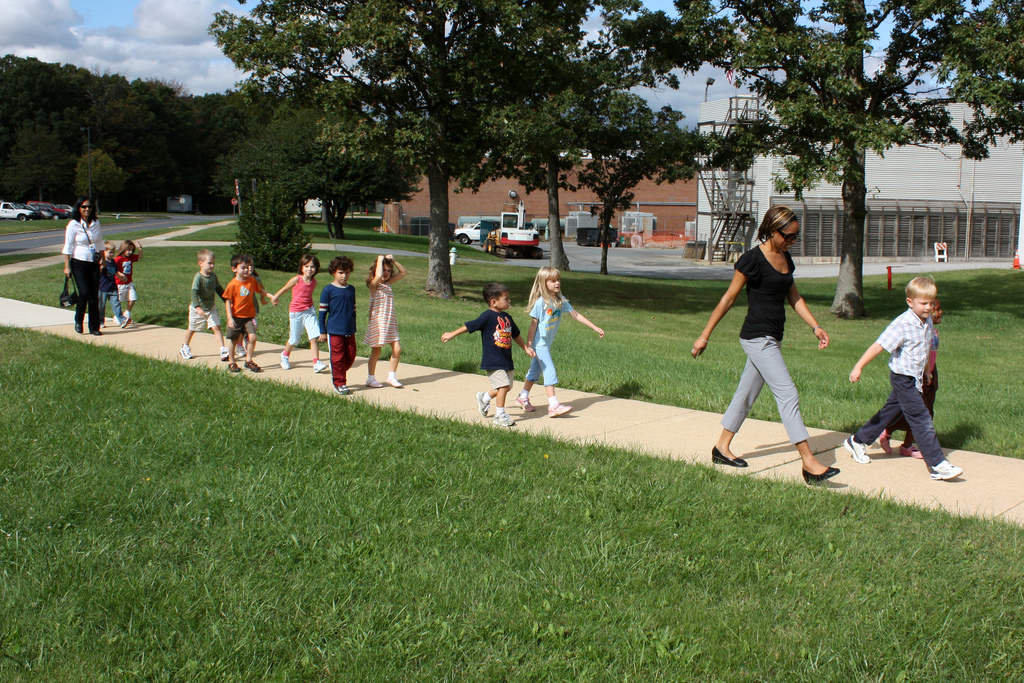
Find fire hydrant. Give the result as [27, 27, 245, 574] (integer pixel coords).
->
[449, 247, 458, 265]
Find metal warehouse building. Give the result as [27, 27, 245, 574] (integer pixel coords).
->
[696, 97, 1023, 263]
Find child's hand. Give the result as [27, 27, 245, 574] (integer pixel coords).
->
[595, 327, 605, 338]
[318, 333, 327, 343]
[525, 346, 536, 358]
[849, 367, 862, 383]
[270, 295, 279, 305]
[195, 307, 205, 316]
[441, 332, 454, 343]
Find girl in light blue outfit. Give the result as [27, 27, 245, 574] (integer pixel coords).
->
[516, 267, 604, 417]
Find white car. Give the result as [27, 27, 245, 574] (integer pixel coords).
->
[0, 202, 42, 221]
[454, 222, 484, 244]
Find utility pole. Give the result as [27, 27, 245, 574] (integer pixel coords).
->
[80, 126, 93, 200]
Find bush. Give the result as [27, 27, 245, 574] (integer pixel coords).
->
[233, 183, 311, 271]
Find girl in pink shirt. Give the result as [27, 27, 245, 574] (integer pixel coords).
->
[271, 255, 326, 373]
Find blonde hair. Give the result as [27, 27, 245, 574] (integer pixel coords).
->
[103, 241, 116, 252]
[906, 276, 938, 300]
[197, 248, 214, 263]
[528, 266, 564, 310]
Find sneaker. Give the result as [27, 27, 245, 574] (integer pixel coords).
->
[244, 360, 262, 373]
[844, 436, 871, 464]
[879, 431, 892, 455]
[548, 403, 572, 417]
[476, 392, 491, 417]
[280, 352, 291, 370]
[516, 395, 536, 412]
[312, 360, 327, 374]
[235, 344, 245, 356]
[493, 413, 516, 428]
[121, 318, 132, 329]
[930, 460, 963, 480]
[228, 362, 241, 373]
[335, 385, 351, 396]
[220, 347, 230, 362]
[366, 378, 383, 388]
[179, 344, 193, 360]
[900, 445, 924, 459]
[387, 377, 404, 388]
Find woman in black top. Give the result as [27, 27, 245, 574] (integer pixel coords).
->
[692, 206, 839, 483]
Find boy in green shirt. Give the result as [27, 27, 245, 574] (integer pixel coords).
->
[180, 249, 229, 361]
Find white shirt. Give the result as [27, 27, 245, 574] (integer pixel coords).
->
[62, 219, 102, 262]
[877, 308, 935, 391]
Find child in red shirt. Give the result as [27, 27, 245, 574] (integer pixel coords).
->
[114, 239, 143, 326]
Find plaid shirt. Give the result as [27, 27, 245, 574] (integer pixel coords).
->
[876, 308, 935, 391]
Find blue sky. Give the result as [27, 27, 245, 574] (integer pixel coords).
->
[5, 0, 724, 122]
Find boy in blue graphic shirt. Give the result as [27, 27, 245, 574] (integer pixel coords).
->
[441, 282, 535, 428]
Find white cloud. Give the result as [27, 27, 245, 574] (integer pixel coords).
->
[4, 0, 246, 95]
[0, 0, 83, 48]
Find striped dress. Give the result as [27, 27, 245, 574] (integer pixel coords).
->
[363, 282, 399, 346]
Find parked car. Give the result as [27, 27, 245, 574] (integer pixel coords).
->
[0, 201, 43, 221]
[27, 201, 70, 220]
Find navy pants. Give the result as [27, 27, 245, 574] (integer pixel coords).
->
[855, 372, 944, 468]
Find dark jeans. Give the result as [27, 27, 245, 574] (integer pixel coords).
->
[886, 365, 938, 439]
[855, 371, 944, 468]
[69, 257, 100, 333]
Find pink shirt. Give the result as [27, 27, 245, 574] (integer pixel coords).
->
[290, 277, 317, 312]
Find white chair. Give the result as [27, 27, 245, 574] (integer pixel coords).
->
[934, 242, 948, 263]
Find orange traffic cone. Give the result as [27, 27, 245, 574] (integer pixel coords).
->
[1015, 250, 1021, 270]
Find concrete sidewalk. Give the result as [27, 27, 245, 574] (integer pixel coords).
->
[3, 296, 1022, 527]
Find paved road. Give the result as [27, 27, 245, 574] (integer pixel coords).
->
[0, 215, 233, 254]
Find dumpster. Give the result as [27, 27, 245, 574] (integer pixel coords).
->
[576, 227, 618, 247]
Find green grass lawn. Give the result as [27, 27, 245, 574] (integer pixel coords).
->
[1, 246, 1021, 458]
[174, 217, 505, 261]
[0, 252, 59, 267]
[1, 327, 1022, 681]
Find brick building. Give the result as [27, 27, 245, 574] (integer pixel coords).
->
[383, 170, 699, 247]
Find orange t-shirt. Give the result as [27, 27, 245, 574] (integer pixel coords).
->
[221, 276, 264, 318]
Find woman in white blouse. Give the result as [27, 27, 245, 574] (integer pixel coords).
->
[62, 197, 103, 335]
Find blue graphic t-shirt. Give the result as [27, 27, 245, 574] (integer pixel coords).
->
[528, 298, 573, 347]
[465, 309, 520, 371]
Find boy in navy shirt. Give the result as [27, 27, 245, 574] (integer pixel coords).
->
[318, 256, 357, 395]
[442, 282, 535, 427]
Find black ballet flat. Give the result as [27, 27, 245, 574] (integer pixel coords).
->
[74, 322, 83, 334]
[90, 330, 102, 336]
[802, 466, 840, 484]
[712, 446, 748, 468]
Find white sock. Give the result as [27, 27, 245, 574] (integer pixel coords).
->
[519, 390, 530, 398]
[496, 407, 507, 416]
[548, 396, 559, 407]
[367, 374, 376, 382]
[387, 371, 397, 381]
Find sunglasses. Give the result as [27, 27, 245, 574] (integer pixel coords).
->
[779, 229, 800, 242]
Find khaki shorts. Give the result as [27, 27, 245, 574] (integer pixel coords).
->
[188, 306, 221, 332]
[226, 317, 256, 341]
[488, 369, 513, 390]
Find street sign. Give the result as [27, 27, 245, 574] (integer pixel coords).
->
[231, 198, 238, 206]
[234, 179, 240, 197]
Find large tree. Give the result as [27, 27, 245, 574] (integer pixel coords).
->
[639, 0, 1024, 317]
[576, 91, 699, 275]
[1, 125, 74, 200]
[213, 1, 543, 298]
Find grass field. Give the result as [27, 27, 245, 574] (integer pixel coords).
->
[0, 213, 193, 237]
[0, 252, 59, 267]
[1, 327, 1022, 681]
[1, 245, 1021, 458]
[173, 217, 505, 262]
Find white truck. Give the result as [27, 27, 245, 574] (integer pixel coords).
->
[0, 202, 42, 221]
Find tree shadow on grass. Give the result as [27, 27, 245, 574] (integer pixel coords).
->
[938, 421, 985, 451]
[608, 380, 651, 401]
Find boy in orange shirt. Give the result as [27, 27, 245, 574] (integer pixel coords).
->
[221, 254, 273, 373]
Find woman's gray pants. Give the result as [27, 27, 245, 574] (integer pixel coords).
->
[721, 336, 810, 445]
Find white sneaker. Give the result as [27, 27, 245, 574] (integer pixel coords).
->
[366, 378, 383, 388]
[844, 436, 871, 464]
[280, 352, 291, 370]
[220, 347, 230, 362]
[235, 344, 245, 356]
[179, 344, 192, 360]
[476, 392, 491, 417]
[387, 377, 404, 388]
[312, 360, 327, 373]
[493, 413, 515, 428]
[930, 460, 963, 480]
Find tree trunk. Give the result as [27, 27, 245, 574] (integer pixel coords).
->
[598, 203, 615, 275]
[831, 147, 867, 318]
[324, 199, 336, 239]
[298, 199, 306, 224]
[546, 156, 569, 271]
[425, 160, 454, 298]
[336, 199, 349, 239]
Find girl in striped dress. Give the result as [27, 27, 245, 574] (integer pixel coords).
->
[363, 254, 407, 387]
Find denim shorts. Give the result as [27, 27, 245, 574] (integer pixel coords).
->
[288, 307, 321, 345]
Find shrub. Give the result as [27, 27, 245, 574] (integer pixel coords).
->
[233, 183, 311, 271]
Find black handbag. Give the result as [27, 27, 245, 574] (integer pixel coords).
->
[60, 276, 79, 308]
